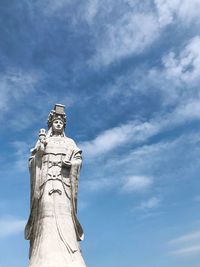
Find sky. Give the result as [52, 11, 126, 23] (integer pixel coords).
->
[0, 0, 200, 266]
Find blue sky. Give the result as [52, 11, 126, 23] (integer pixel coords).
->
[0, 0, 200, 266]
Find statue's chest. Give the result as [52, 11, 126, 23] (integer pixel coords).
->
[45, 137, 74, 156]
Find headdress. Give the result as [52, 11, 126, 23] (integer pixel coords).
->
[47, 104, 67, 129]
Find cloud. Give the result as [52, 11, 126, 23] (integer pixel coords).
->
[121, 175, 153, 193]
[83, 177, 113, 192]
[169, 231, 200, 245]
[136, 196, 161, 210]
[0, 217, 26, 237]
[84, 0, 99, 24]
[91, 11, 160, 66]
[35, 0, 200, 67]
[155, 0, 200, 27]
[82, 126, 200, 199]
[162, 36, 200, 86]
[80, 120, 158, 158]
[88, 0, 200, 66]
[97, 35, 200, 128]
[168, 230, 200, 256]
[80, 95, 200, 160]
[11, 141, 31, 172]
[170, 245, 200, 256]
[0, 69, 38, 117]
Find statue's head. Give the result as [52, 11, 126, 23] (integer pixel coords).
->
[52, 118, 64, 135]
[47, 104, 66, 134]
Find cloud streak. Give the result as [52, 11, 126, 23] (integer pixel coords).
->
[0, 217, 26, 237]
[91, 11, 160, 66]
[136, 196, 161, 210]
[169, 230, 200, 256]
[80, 120, 158, 158]
[169, 231, 200, 245]
[121, 175, 153, 193]
[0, 69, 38, 113]
[170, 245, 200, 256]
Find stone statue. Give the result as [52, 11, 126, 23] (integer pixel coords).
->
[25, 104, 87, 267]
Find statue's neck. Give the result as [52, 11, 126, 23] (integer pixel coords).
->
[51, 134, 63, 137]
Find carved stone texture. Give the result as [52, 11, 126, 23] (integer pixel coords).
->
[25, 104, 87, 267]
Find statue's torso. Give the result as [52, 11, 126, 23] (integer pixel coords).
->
[40, 136, 76, 191]
[44, 136, 75, 158]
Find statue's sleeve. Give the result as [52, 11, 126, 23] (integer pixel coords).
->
[69, 145, 84, 241]
[25, 143, 42, 241]
[70, 146, 82, 214]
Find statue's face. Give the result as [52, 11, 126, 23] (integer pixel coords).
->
[52, 119, 64, 134]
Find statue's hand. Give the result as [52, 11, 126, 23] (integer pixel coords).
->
[62, 160, 72, 168]
[35, 141, 45, 155]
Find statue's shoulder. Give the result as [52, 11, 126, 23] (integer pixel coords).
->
[64, 136, 77, 147]
[64, 137, 81, 154]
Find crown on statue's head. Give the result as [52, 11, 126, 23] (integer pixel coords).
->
[47, 104, 67, 129]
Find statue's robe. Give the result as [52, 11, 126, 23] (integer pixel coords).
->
[25, 135, 86, 267]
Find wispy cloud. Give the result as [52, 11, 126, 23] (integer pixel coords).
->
[169, 231, 200, 245]
[91, 11, 160, 66]
[83, 177, 114, 192]
[82, 126, 200, 202]
[162, 36, 200, 86]
[80, 120, 158, 158]
[11, 141, 30, 172]
[168, 230, 200, 256]
[155, 0, 200, 27]
[170, 245, 200, 256]
[88, 0, 200, 66]
[0, 217, 26, 237]
[121, 175, 153, 193]
[136, 196, 161, 210]
[80, 96, 200, 160]
[34, 0, 200, 68]
[101, 35, 200, 110]
[0, 69, 38, 112]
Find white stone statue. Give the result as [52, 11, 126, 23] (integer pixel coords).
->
[25, 104, 87, 267]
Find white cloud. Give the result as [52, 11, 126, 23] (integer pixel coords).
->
[11, 141, 30, 172]
[100, 35, 200, 120]
[170, 245, 200, 256]
[169, 230, 200, 245]
[155, 0, 200, 27]
[0, 69, 38, 116]
[89, 0, 200, 66]
[0, 217, 26, 237]
[80, 96, 200, 160]
[162, 36, 200, 86]
[83, 178, 113, 192]
[169, 230, 200, 256]
[80, 120, 158, 158]
[136, 196, 161, 210]
[36, 0, 200, 67]
[81, 117, 200, 198]
[121, 175, 153, 193]
[84, 0, 99, 24]
[91, 11, 160, 66]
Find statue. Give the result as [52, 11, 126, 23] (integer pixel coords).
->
[25, 104, 87, 267]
